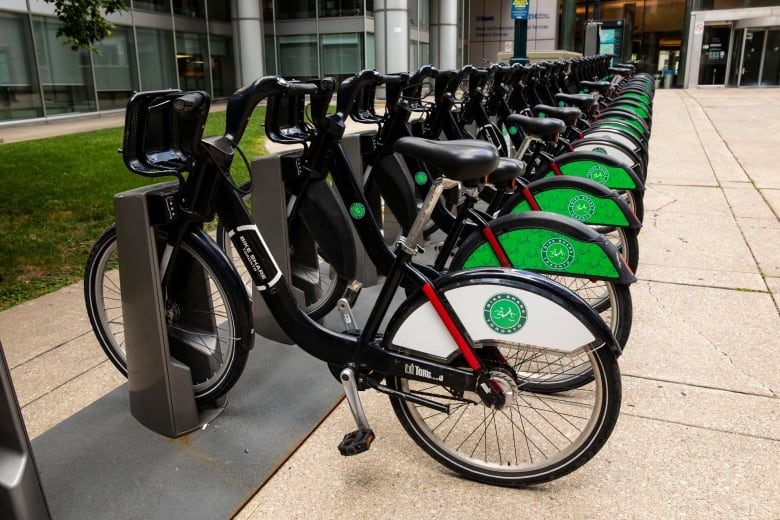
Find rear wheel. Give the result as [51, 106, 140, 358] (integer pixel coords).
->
[387, 343, 621, 486]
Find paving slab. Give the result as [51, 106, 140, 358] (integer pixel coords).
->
[236, 390, 780, 520]
[637, 213, 761, 289]
[623, 281, 778, 395]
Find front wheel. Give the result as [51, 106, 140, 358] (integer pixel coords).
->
[84, 225, 253, 402]
[387, 344, 622, 487]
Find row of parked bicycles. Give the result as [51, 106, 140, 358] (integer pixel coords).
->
[84, 54, 654, 487]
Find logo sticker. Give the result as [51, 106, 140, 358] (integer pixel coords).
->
[349, 202, 366, 219]
[592, 147, 608, 155]
[541, 237, 575, 269]
[587, 164, 610, 184]
[568, 194, 596, 221]
[414, 171, 428, 185]
[484, 293, 528, 334]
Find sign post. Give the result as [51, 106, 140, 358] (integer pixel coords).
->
[511, 0, 530, 64]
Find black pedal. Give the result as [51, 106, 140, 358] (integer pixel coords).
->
[345, 280, 363, 307]
[338, 428, 375, 456]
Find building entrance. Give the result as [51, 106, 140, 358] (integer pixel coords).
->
[737, 28, 780, 86]
[698, 25, 731, 86]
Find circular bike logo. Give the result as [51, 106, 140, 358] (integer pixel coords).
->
[484, 293, 528, 334]
[587, 164, 610, 184]
[349, 202, 366, 219]
[414, 171, 428, 186]
[568, 194, 596, 221]
[541, 237, 575, 270]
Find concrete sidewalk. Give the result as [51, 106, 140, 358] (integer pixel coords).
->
[1, 88, 778, 519]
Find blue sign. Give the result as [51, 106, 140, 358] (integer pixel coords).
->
[511, 0, 529, 20]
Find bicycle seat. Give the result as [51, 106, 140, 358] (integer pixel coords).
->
[554, 93, 597, 111]
[394, 137, 499, 183]
[579, 81, 611, 95]
[532, 104, 582, 125]
[486, 157, 524, 186]
[505, 113, 565, 137]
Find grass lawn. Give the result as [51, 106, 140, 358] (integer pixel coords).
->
[0, 108, 268, 311]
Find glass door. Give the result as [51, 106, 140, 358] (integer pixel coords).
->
[740, 29, 765, 86]
[760, 29, 780, 86]
[698, 26, 731, 86]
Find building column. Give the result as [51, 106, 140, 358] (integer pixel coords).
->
[375, 0, 409, 74]
[560, 0, 576, 51]
[430, 0, 458, 69]
[235, 0, 264, 87]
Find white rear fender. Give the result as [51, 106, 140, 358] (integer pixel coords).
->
[385, 271, 612, 361]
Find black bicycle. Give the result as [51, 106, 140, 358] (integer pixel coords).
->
[85, 75, 623, 487]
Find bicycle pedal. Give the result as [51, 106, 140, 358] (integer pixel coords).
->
[338, 428, 375, 456]
[345, 280, 362, 306]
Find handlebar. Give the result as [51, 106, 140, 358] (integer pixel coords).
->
[224, 76, 319, 145]
[336, 69, 383, 117]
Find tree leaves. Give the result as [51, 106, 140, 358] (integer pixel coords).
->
[44, 0, 128, 52]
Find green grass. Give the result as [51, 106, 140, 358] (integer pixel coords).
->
[0, 108, 268, 311]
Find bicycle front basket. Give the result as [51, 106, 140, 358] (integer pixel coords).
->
[123, 89, 210, 176]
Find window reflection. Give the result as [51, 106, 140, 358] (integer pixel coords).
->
[177, 32, 210, 91]
[277, 0, 316, 19]
[33, 17, 96, 115]
[94, 27, 139, 110]
[0, 12, 42, 120]
[320, 0, 364, 17]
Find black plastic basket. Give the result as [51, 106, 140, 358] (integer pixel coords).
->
[122, 89, 210, 176]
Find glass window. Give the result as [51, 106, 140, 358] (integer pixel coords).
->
[277, 0, 316, 20]
[278, 34, 318, 78]
[94, 27, 139, 110]
[366, 32, 375, 69]
[320, 0, 364, 18]
[136, 28, 178, 90]
[418, 0, 429, 31]
[173, 0, 204, 17]
[210, 35, 236, 96]
[32, 17, 96, 115]
[133, 0, 172, 13]
[207, 0, 231, 21]
[409, 0, 418, 27]
[176, 32, 210, 91]
[0, 13, 42, 121]
[265, 35, 278, 75]
[321, 33, 363, 84]
[366, 0, 373, 16]
[263, 0, 274, 19]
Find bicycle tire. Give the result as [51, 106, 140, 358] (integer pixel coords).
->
[84, 224, 253, 402]
[386, 343, 622, 486]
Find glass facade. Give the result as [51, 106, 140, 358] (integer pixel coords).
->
[0, 12, 42, 120]
[94, 27, 139, 110]
[33, 17, 97, 115]
[0, 4, 233, 122]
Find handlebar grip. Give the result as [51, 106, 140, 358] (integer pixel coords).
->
[286, 81, 320, 96]
[173, 92, 207, 113]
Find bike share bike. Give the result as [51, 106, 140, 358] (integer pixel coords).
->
[347, 68, 636, 356]
[84, 74, 623, 486]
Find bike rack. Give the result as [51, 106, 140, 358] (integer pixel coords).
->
[342, 131, 379, 287]
[114, 184, 226, 438]
[250, 139, 379, 342]
[250, 152, 302, 344]
[0, 341, 51, 519]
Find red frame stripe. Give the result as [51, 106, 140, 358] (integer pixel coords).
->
[481, 227, 511, 267]
[421, 283, 482, 370]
